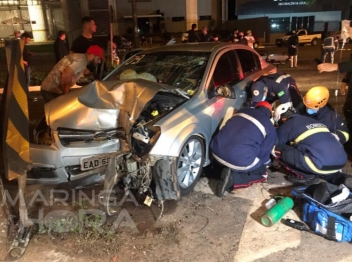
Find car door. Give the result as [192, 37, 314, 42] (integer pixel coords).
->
[206, 49, 246, 131]
[235, 48, 266, 103]
[297, 30, 307, 43]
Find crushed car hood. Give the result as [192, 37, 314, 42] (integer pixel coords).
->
[45, 80, 176, 131]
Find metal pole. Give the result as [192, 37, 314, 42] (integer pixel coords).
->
[110, 5, 114, 67]
[131, 0, 140, 48]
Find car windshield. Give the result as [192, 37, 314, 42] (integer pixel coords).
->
[105, 51, 210, 92]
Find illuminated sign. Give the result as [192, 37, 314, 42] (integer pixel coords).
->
[273, 0, 308, 6]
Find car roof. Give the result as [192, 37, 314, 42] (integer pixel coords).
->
[138, 42, 255, 53]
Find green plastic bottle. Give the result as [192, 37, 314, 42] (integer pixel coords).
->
[261, 197, 294, 227]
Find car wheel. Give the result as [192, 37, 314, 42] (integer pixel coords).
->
[177, 136, 205, 196]
[311, 38, 318, 46]
[254, 42, 259, 49]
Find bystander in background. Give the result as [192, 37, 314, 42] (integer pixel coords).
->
[13, 30, 20, 40]
[245, 30, 255, 48]
[54, 30, 69, 63]
[187, 24, 200, 43]
[21, 32, 36, 101]
[287, 30, 299, 68]
[70, 16, 99, 54]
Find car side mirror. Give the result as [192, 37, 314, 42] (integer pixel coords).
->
[215, 84, 236, 99]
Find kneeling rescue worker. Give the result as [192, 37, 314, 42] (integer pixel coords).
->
[295, 86, 349, 144]
[272, 106, 347, 185]
[250, 72, 302, 121]
[210, 101, 277, 197]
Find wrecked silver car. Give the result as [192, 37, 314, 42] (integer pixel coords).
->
[29, 43, 276, 206]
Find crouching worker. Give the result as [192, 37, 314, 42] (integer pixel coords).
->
[250, 72, 302, 121]
[210, 101, 277, 197]
[295, 86, 349, 144]
[272, 106, 347, 185]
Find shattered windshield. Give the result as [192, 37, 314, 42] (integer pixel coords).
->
[105, 51, 210, 93]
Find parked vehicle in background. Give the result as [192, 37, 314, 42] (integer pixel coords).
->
[276, 29, 321, 47]
[29, 43, 276, 213]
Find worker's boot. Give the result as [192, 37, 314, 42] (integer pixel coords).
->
[286, 173, 319, 186]
[216, 167, 233, 197]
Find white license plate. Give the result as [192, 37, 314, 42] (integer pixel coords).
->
[80, 155, 111, 171]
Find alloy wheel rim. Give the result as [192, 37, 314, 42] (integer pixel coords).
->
[177, 139, 203, 188]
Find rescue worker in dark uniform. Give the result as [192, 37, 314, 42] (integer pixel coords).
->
[210, 101, 277, 197]
[322, 34, 339, 64]
[294, 86, 349, 144]
[272, 107, 347, 185]
[250, 72, 303, 121]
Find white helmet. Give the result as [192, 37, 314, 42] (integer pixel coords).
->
[273, 102, 295, 122]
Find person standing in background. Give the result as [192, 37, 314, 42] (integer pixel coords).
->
[200, 26, 211, 42]
[21, 32, 36, 101]
[70, 16, 99, 54]
[187, 23, 200, 43]
[287, 30, 299, 68]
[322, 33, 339, 64]
[13, 30, 21, 39]
[54, 30, 69, 63]
[245, 30, 255, 48]
[238, 31, 248, 45]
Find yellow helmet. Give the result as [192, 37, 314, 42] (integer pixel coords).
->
[303, 86, 330, 109]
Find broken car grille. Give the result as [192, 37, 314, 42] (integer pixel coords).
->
[58, 127, 125, 144]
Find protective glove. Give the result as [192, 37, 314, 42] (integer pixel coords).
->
[273, 102, 293, 122]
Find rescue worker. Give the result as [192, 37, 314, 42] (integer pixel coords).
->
[294, 86, 349, 144]
[272, 106, 347, 185]
[322, 34, 339, 63]
[210, 101, 277, 197]
[250, 72, 303, 120]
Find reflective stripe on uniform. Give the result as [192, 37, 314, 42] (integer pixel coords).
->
[294, 127, 330, 143]
[338, 130, 349, 142]
[304, 156, 340, 175]
[275, 74, 290, 84]
[212, 153, 260, 171]
[235, 113, 266, 137]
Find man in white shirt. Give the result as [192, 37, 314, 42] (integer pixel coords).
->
[245, 30, 255, 49]
[40, 45, 105, 102]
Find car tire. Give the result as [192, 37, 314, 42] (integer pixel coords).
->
[177, 136, 205, 196]
[311, 38, 318, 46]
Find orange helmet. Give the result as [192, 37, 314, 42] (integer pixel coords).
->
[303, 86, 330, 109]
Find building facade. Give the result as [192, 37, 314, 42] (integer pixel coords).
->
[0, 0, 67, 41]
[1, 0, 351, 43]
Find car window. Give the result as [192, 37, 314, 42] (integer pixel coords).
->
[236, 49, 260, 76]
[298, 31, 305, 36]
[105, 51, 210, 92]
[212, 50, 240, 87]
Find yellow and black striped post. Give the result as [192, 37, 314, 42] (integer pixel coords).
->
[1, 39, 33, 228]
